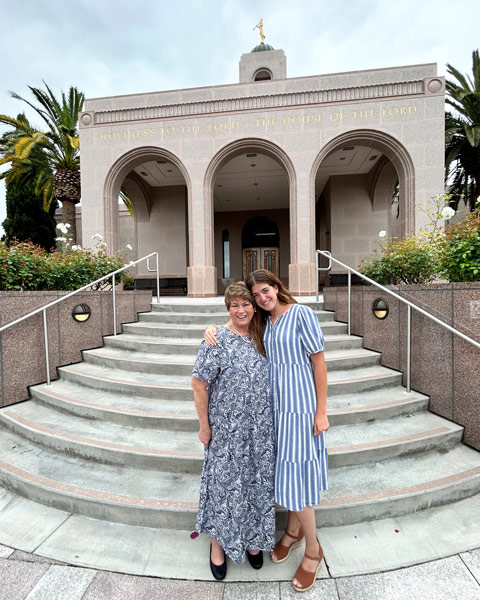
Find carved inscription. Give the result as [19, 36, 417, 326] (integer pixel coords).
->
[98, 105, 418, 142]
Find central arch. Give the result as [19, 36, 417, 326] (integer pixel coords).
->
[205, 138, 296, 290]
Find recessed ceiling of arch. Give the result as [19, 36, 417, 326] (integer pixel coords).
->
[129, 145, 384, 211]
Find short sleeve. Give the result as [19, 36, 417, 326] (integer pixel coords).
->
[297, 305, 324, 355]
[192, 341, 221, 384]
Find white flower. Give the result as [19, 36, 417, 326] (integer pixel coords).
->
[55, 236, 67, 243]
[91, 233, 104, 241]
[440, 206, 455, 220]
[56, 223, 68, 234]
[97, 241, 107, 248]
[379, 230, 387, 238]
[71, 244, 82, 251]
[126, 243, 133, 251]
[65, 223, 71, 229]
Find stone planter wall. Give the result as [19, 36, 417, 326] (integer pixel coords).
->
[324, 283, 480, 451]
[0, 290, 152, 407]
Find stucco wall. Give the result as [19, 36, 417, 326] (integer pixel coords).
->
[329, 174, 389, 271]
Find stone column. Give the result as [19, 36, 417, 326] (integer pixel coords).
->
[288, 172, 317, 296]
[187, 179, 217, 297]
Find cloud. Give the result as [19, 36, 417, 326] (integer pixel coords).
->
[0, 0, 478, 230]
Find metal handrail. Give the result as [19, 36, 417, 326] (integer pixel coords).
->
[315, 249, 480, 393]
[0, 252, 160, 386]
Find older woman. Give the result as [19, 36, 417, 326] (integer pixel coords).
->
[191, 282, 275, 580]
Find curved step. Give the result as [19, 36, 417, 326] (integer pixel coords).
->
[0, 400, 464, 471]
[30, 380, 429, 429]
[122, 320, 349, 339]
[150, 300, 325, 313]
[57, 362, 403, 399]
[138, 309, 336, 325]
[104, 332, 365, 354]
[0, 428, 478, 529]
[82, 346, 381, 375]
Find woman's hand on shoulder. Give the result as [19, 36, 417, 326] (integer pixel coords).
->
[198, 426, 212, 448]
[204, 325, 219, 346]
[313, 412, 329, 436]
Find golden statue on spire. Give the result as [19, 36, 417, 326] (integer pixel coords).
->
[253, 18, 265, 44]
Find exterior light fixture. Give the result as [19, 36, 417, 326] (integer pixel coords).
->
[72, 303, 91, 323]
[372, 298, 389, 320]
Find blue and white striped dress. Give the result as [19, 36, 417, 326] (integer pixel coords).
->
[264, 303, 328, 512]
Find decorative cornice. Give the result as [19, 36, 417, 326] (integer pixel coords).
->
[89, 79, 430, 126]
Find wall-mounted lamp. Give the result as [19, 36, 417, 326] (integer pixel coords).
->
[372, 298, 389, 320]
[72, 303, 91, 323]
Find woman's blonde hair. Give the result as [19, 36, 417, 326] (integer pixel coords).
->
[224, 281, 265, 356]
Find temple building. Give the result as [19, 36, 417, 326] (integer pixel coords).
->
[78, 36, 445, 296]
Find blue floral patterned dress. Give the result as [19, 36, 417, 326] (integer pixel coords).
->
[193, 327, 276, 563]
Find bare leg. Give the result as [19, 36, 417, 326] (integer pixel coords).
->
[271, 510, 301, 561]
[292, 506, 321, 589]
[211, 537, 225, 565]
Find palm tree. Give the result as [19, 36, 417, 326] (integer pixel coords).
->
[0, 83, 84, 242]
[445, 49, 480, 211]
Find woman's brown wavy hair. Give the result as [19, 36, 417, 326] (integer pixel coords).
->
[245, 270, 297, 323]
[224, 281, 266, 356]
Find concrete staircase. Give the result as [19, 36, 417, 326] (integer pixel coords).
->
[0, 297, 479, 580]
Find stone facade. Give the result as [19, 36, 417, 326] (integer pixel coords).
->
[78, 48, 445, 296]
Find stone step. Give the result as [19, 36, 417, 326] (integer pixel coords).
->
[138, 309, 336, 325]
[0, 400, 461, 471]
[150, 300, 325, 313]
[122, 320, 348, 339]
[104, 332, 365, 354]
[0, 427, 478, 529]
[57, 362, 403, 399]
[82, 346, 381, 375]
[29, 380, 430, 429]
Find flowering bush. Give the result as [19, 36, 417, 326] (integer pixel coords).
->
[359, 196, 480, 285]
[438, 211, 480, 281]
[359, 235, 440, 285]
[0, 230, 130, 291]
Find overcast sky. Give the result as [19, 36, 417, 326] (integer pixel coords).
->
[1, 0, 479, 232]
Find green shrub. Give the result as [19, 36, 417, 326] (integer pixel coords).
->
[438, 211, 480, 282]
[359, 236, 440, 285]
[0, 240, 127, 291]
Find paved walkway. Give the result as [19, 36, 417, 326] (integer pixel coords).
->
[1, 543, 479, 600]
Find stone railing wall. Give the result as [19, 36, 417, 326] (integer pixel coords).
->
[93, 80, 425, 125]
[0, 290, 152, 407]
[323, 283, 480, 451]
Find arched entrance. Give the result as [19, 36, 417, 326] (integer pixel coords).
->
[104, 147, 190, 289]
[205, 139, 295, 292]
[242, 216, 280, 279]
[311, 130, 414, 281]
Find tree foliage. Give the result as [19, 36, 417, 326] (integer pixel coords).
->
[445, 49, 480, 211]
[2, 176, 57, 251]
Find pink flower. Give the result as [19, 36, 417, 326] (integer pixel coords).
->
[190, 531, 199, 539]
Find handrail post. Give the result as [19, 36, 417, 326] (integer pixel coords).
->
[42, 309, 51, 386]
[156, 252, 160, 303]
[112, 273, 117, 336]
[406, 305, 411, 393]
[347, 270, 351, 336]
[315, 251, 319, 303]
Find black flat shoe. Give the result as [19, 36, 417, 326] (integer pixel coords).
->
[247, 550, 263, 569]
[210, 542, 227, 580]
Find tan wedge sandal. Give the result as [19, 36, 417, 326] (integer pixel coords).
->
[271, 527, 304, 563]
[292, 541, 324, 592]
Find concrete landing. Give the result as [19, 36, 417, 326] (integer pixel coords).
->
[0, 487, 479, 583]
